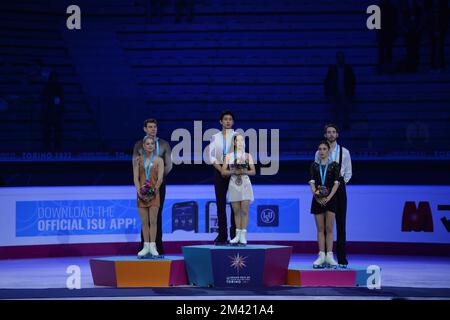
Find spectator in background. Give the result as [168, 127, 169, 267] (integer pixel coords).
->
[425, 0, 449, 72]
[406, 121, 430, 150]
[41, 72, 64, 151]
[377, 0, 398, 73]
[401, 0, 423, 73]
[324, 52, 356, 131]
[175, 0, 195, 23]
[29, 59, 51, 82]
[0, 98, 7, 112]
[146, 0, 165, 24]
[0, 57, 9, 111]
[0, 57, 21, 110]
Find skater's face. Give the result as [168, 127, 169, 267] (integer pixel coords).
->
[144, 122, 158, 137]
[318, 144, 330, 159]
[143, 137, 155, 153]
[220, 115, 234, 130]
[324, 127, 338, 143]
[234, 134, 245, 150]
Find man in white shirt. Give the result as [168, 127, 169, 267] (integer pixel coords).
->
[209, 111, 236, 244]
[315, 124, 352, 267]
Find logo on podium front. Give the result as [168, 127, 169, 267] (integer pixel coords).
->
[211, 249, 264, 287]
[226, 253, 250, 285]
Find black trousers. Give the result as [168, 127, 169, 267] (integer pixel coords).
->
[431, 32, 446, 70]
[214, 169, 236, 239]
[378, 40, 395, 65]
[140, 182, 166, 254]
[43, 106, 63, 151]
[335, 177, 348, 264]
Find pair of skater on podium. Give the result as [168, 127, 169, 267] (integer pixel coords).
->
[133, 112, 256, 259]
[209, 111, 255, 247]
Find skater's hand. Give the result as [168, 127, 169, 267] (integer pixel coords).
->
[322, 196, 330, 205]
[314, 196, 324, 206]
[137, 190, 145, 200]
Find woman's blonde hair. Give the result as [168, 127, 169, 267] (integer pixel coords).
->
[143, 135, 156, 144]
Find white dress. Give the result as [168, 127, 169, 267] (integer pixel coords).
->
[227, 154, 254, 202]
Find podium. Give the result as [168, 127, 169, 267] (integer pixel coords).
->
[287, 265, 376, 287]
[90, 256, 188, 288]
[182, 244, 292, 288]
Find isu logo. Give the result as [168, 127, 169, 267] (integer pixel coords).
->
[401, 201, 433, 232]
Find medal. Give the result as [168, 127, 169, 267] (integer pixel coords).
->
[319, 158, 330, 197]
[233, 148, 246, 186]
[235, 175, 243, 186]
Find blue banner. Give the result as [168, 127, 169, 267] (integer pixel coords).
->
[16, 200, 139, 236]
[16, 198, 300, 237]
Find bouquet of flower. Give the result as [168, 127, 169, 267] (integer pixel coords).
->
[140, 180, 155, 201]
[233, 158, 249, 170]
[315, 185, 329, 199]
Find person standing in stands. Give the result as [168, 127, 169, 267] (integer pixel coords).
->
[401, 0, 423, 73]
[41, 72, 64, 151]
[175, 0, 195, 23]
[314, 124, 352, 268]
[208, 111, 237, 244]
[377, 0, 398, 73]
[133, 119, 172, 255]
[425, 0, 449, 72]
[146, 0, 166, 24]
[324, 52, 356, 131]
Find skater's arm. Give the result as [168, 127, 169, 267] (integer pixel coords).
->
[246, 153, 256, 176]
[133, 156, 142, 195]
[155, 157, 164, 192]
[343, 149, 352, 184]
[309, 162, 316, 194]
[309, 163, 324, 205]
[160, 140, 173, 176]
[221, 155, 232, 177]
[209, 135, 223, 172]
[323, 164, 340, 205]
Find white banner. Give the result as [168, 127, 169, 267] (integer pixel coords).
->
[0, 185, 449, 247]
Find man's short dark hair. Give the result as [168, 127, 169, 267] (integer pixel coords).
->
[144, 118, 157, 127]
[220, 110, 235, 121]
[324, 123, 339, 134]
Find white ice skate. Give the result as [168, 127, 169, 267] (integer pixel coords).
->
[229, 229, 242, 245]
[313, 251, 326, 269]
[137, 242, 150, 259]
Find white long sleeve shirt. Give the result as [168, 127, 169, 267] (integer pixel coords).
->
[315, 144, 352, 184]
[209, 129, 235, 165]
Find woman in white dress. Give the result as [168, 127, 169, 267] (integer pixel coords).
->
[221, 133, 256, 245]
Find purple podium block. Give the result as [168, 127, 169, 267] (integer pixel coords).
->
[287, 266, 372, 287]
[182, 244, 292, 288]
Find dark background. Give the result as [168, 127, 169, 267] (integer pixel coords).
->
[0, 0, 449, 186]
